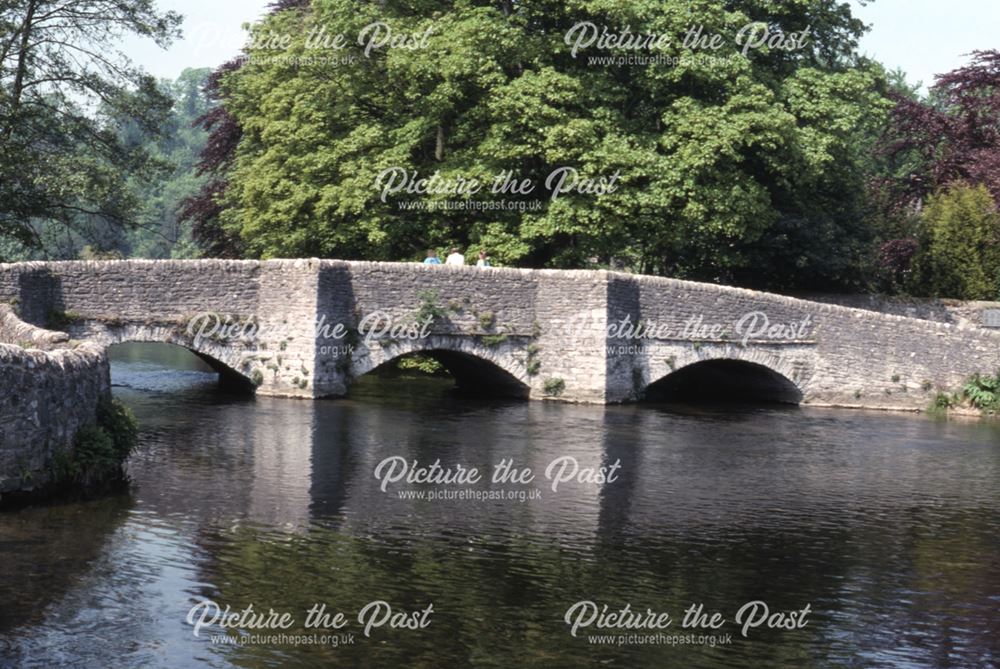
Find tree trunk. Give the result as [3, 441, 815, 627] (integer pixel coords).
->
[3, 0, 39, 141]
[435, 124, 445, 161]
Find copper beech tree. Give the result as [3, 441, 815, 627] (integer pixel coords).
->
[875, 51, 1000, 297]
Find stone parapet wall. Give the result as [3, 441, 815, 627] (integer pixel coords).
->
[0, 259, 262, 325]
[800, 294, 1000, 330]
[0, 305, 110, 498]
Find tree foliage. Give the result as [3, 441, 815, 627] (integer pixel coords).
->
[879, 50, 1000, 212]
[0, 0, 182, 257]
[124, 67, 214, 259]
[187, 0, 889, 290]
[0, 67, 213, 260]
[911, 184, 1000, 300]
[870, 51, 1000, 297]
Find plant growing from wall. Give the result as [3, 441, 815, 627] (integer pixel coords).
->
[543, 378, 565, 397]
[481, 331, 509, 348]
[963, 372, 1000, 413]
[47, 310, 82, 330]
[525, 342, 542, 376]
[54, 399, 138, 488]
[932, 392, 956, 410]
[414, 290, 447, 325]
[477, 310, 496, 330]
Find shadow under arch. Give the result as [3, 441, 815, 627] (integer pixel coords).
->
[644, 359, 803, 405]
[107, 340, 256, 394]
[353, 349, 530, 399]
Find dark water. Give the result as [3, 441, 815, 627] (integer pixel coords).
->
[2, 343, 999, 669]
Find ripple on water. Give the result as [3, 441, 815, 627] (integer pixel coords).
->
[1, 348, 998, 668]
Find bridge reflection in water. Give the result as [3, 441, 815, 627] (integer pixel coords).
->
[2, 341, 997, 668]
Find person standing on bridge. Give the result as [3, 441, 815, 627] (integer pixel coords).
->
[423, 249, 441, 265]
[476, 250, 491, 268]
[445, 247, 465, 266]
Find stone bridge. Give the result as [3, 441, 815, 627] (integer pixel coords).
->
[3, 259, 1000, 412]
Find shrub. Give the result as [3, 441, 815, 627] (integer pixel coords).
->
[963, 372, 1000, 413]
[72, 425, 117, 472]
[59, 399, 138, 484]
[911, 184, 1000, 299]
[543, 378, 565, 396]
[98, 399, 138, 459]
[396, 354, 446, 375]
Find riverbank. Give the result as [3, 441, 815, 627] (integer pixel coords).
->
[0, 305, 137, 506]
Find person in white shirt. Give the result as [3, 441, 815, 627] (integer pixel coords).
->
[445, 247, 465, 266]
[476, 250, 490, 267]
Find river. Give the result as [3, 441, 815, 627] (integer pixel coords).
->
[1, 343, 998, 668]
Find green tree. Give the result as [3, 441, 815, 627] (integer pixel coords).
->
[0, 67, 213, 260]
[193, 0, 889, 290]
[0, 0, 181, 258]
[123, 67, 214, 259]
[912, 184, 1000, 299]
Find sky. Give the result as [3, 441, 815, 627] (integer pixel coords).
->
[851, 0, 1000, 88]
[124, 0, 1000, 91]
[119, 0, 272, 80]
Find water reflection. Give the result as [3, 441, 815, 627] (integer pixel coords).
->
[0, 343, 997, 668]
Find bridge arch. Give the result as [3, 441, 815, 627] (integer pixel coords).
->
[641, 348, 808, 405]
[76, 323, 259, 393]
[348, 337, 531, 399]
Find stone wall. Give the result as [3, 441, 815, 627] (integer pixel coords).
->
[316, 262, 614, 402]
[0, 259, 262, 324]
[0, 306, 110, 499]
[1, 259, 1000, 414]
[801, 294, 1000, 330]
[607, 275, 1000, 410]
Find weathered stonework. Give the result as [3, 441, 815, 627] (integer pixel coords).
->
[802, 294, 1000, 330]
[0, 305, 110, 498]
[0, 258, 998, 418]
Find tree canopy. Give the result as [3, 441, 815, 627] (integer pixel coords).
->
[185, 0, 890, 290]
[0, 0, 182, 257]
[871, 50, 1000, 298]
